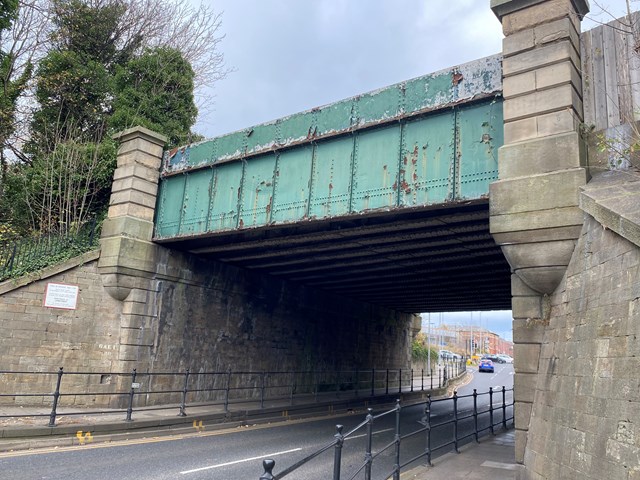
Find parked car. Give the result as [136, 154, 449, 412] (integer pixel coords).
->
[439, 350, 454, 360]
[478, 358, 494, 373]
[497, 354, 513, 364]
[483, 354, 505, 364]
[439, 350, 462, 361]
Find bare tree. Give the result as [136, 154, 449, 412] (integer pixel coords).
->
[2, 0, 227, 159]
[1, 0, 51, 162]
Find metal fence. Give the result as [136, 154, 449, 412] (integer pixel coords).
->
[257, 386, 514, 480]
[0, 360, 467, 427]
[0, 219, 99, 281]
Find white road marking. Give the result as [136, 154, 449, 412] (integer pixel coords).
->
[347, 427, 393, 440]
[180, 447, 302, 474]
[179, 427, 395, 474]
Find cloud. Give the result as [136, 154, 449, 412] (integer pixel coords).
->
[199, 0, 503, 138]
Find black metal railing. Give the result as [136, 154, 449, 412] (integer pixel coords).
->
[257, 386, 514, 480]
[0, 360, 468, 427]
[0, 219, 99, 282]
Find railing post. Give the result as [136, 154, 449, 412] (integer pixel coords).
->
[125, 368, 137, 422]
[430, 368, 433, 390]
[259, 459, 275, 480]
[260, 372, 266, 408]
[178, 369, 190, 417]
[224, 369, 232, 412]
[438, 367, 441, 388]
[453, 391, 459, 453]
[502, 386, 508, 430]
[424, 395, 433, 466]
[473, 389, 479, 442]
[289, 371, 295, 406]
[421, 369, 424, 391]
[48, 367, 64, 427]
[386, 369, 389, 395]
[333, 425, 344, 480]
[393, 399, 401, 480]
[410, 369, 414, 392]
[314, 370, 319, 402]
[7, 243, 17, 272]
[364, 409, 374, 480]
[370, 369, 375, 397]
[88, 216, 97, 246]
[398, 369, 402, 394]
[489, 387, 495, 435]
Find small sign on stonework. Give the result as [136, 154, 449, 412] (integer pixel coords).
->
[44, 282, 79, 310]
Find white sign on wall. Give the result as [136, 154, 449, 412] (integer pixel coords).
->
[43, 283, 79, 310]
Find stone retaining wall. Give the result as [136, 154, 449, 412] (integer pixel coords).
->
[0, 248, 416, 408]
[524, 213, 640, 478]
[0, 252, 122, 405]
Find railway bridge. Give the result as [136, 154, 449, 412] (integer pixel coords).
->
[3, 1, 640, 478]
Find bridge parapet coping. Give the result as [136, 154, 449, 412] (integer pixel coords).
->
[580, 170, 640, 248]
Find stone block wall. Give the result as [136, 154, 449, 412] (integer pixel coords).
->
[524, 214, 640, 479]
[0, 246, 415, 408]
[0, 126, 416, 409]
[0, 251, 123, 406]
[140, 248, 415, 403]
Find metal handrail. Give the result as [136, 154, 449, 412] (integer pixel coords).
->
[0, 361, 468, 426]
[258, 386, 515, 480]
[0, 218, 99, 281]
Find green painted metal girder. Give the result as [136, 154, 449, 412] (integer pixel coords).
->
[154, 55, 503, 239]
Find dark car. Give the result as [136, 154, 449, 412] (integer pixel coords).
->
[483, 354, 505, 364]
[478, 358, 494, 373]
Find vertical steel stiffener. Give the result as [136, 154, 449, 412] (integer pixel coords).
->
[154, 56, 502, 239]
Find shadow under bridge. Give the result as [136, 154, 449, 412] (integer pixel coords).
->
[153, 55, 512, 313]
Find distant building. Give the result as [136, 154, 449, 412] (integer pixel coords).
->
[420, 319, 513, 357]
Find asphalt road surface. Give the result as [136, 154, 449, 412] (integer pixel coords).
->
[0, 364, 514, 480]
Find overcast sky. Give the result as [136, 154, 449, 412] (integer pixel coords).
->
[191, 0, 633, 340]
[196, 0, 632, 138]
[195, 0, 504, 137]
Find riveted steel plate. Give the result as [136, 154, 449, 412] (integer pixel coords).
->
[271, 146, 314, 223]
[153, 55, 503, 240]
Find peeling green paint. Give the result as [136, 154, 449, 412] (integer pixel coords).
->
[154, 55, 503, 239]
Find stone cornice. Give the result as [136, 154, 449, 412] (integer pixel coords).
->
[112, 126, 168, 147]
[490, 0, 590, 20]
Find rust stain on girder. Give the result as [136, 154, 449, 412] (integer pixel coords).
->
[161, 55, 502, 177]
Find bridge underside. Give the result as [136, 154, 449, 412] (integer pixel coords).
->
[155, 200, 511, 313]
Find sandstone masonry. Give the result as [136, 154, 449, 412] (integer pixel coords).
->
[526, 210, 640, 479]
[0, 127, 417, 408]
[0, 252, 122, 405]
[490, 0, 590, 464]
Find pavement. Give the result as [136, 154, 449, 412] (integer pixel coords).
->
[403, 430, 519, 480]
[0, 372, 519, 479]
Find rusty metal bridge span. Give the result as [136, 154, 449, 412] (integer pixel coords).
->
[153, 55, 511, 313]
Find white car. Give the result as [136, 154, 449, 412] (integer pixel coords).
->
[497, 354, 513, 364]
[439, 350, 462, 361]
